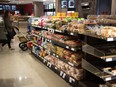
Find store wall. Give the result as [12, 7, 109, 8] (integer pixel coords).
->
[16, 3, 33, 15]
[24, 3, 33, 15]
[97, 0, 111, 15]
[33, 2, 44, 17]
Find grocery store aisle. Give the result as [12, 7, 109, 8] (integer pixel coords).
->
[0, 25, 71, 87]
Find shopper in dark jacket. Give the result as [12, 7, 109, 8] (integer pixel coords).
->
[2, 11, 16, 50]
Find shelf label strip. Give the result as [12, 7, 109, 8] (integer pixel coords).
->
[68, 62, 74, 67]
[70, 33, 74, 35]
[66, 46, 69, 49]
[60, 71, 66, 79]
[105, 77, 111, 81]
[47, 62, 52, 68]
[106, 58, 112, 62]
[107, 38, 113, 41]
[69, 77, 75, 83]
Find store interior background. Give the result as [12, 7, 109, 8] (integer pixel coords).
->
[0, 0, 115, 17]
[0, 0, 116, 87]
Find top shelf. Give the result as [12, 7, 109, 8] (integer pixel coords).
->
[82, 44, 116, 62]
[81, 30, 116, 42]
[32, 25, 116, 42]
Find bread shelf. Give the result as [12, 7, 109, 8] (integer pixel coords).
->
[32, 41, 81, 68]
[82, 59, 116, 81]
[32, 25, 79, 36]
[81, 30, 116, 42]
[49, 51, 81, 68]
[82, 44, 116, 62]
[31, 52, 78, 87]
[45, 38, 82, 52]
[32, 33, 81, 52]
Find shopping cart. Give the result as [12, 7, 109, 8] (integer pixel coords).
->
[17, 32, 29, 51]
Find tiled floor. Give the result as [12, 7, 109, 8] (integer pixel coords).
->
[0, 23, 71, 87]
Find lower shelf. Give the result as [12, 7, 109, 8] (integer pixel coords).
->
[82, 59, 116, 82]
[31, 52, 79, 87]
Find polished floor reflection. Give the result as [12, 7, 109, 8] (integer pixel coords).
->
[0, 24, 71, 87]
[0, 77, 32, 87]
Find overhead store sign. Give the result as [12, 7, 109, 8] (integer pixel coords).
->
[61, 0, 75, 9]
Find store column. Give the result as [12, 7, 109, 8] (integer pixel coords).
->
[111, 0, 116, 15]
[33, 1, 44, 17]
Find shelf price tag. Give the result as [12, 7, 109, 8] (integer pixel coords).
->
[69, 77, 75, 83]
[66, 46, 69, 49]
[106, 58, 112, 62]
[49, 40, 52, 42]
[55, 30, 61, 33]
[71, 48, 75, 51]
[55, 67, 57, 70]
[107, 38, 113, 41]
[70, 33, 74, 35]
[56, 55, 59, 58]
[105, 77, 111, 81]
[68, 62, 74, 67]
[47, 62, 52, 68]
[47, 51, 50, 55]
[60, 71, 66, 79]
[41, 57, 44, 60]
[43, 59, 46, 62]
[48, 28, 54, 33]
[53, 53, 55, 56]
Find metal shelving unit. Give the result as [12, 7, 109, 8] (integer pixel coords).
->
[31, 24, 83, 87]
[32, 32, 82, 52]
[82, 27, 116, 86]
[82, 44, 116, 62]
[32, 50, 78, 87]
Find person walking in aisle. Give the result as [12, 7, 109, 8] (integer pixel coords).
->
[1, 11, 16, 50]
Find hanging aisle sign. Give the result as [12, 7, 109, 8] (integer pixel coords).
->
[61, 0, 75, 9]
[61, 0, 67, 9]
[68, 0, 75, 8]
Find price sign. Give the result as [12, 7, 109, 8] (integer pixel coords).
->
[55, 67, 58, 70]
[44, 27, 46, 29]
[48, 28, 54, 33]
[55, 30, 62, 33]
[47, 62, 52, 68]
[68, 0, 75, 8]
[106, 58, 112, 62]
[71, 48, 75, 51]
[61, 0, 67, 9]
[66, 46, 69, 49]
[43, 59, 46, 62]
[48, 39, 50, 42]
[47, 51, 50, 55]
[60, 71, 66, 79]
[56, 55, 59, 58]
[107, 38, 113, 41]
[68, 62, 74, 67]
[69, 77, 75, 83]
[53, 53, 55, 56]
[49, 40, 52, 42]
[70, 32, 74, 35]
[105, 77, 111, 81]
